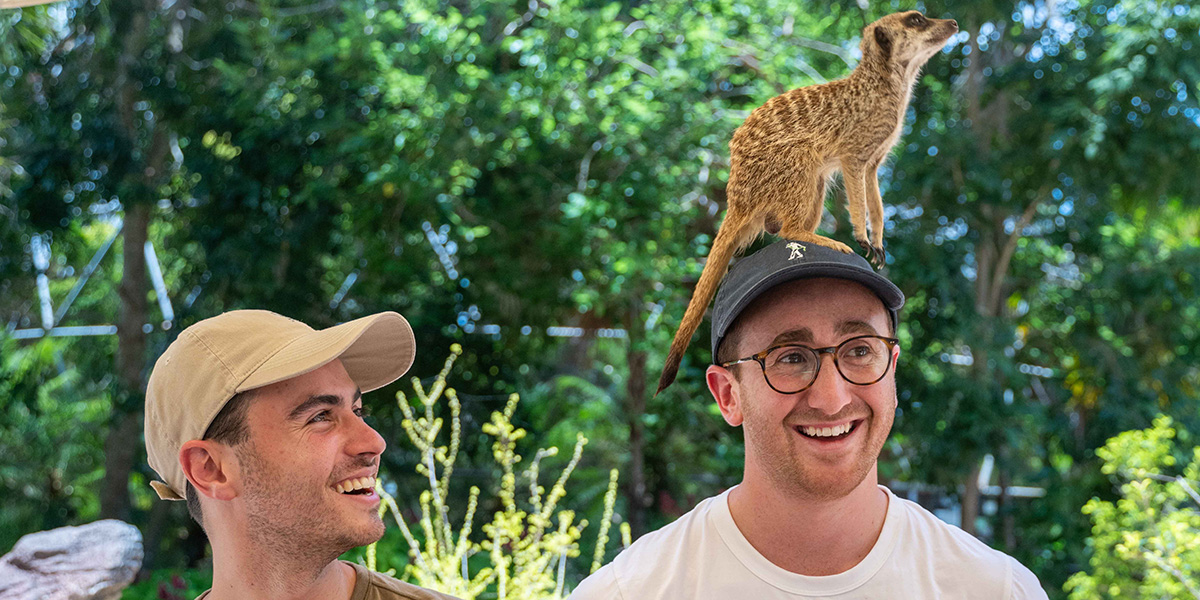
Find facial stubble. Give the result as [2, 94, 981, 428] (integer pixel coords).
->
[236, 440, 386, 562]
[739, 381, 896, 502]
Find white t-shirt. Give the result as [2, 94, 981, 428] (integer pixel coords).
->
[570, 486, 1048, 599]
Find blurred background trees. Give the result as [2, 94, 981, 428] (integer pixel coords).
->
[1066, 416, 1200, 599]
[2, 0, 1198, 597]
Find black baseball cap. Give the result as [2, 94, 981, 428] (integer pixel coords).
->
[710, 239, 905, 361]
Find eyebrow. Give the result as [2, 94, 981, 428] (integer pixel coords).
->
[770, 328, 814, 346]
[287, 388, 363, 421]
[768, 320, 881, 347]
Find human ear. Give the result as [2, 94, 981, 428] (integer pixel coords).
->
[707, 365, 744, 427]
[180, 440, 238, 502]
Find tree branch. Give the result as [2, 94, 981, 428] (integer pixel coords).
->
[729, 51, 787, 94]
[276, 0, 338, 18]
[722, 39, 796, 93]
[622, 57, 659, 78]
[987, 158, 1060, 314]
[577, 141, 602, 192]
[1144, 553, 1200, 600]
[787, 35, 856, 69]
[499, 0, 551, 40]
[1144, 473, 1200, 508]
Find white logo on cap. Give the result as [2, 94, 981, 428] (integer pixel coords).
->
[786, 242, 807, 260]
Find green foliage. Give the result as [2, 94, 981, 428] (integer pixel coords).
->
[0, 335, 108, 550]
[1067, 416, 1200, 599]
[120, 568, 212, 600]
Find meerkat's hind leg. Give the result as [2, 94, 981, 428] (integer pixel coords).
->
[840, 159, 878, 263]
[775, 174, 852, 254]
[800, 177, 827, 233]
[864, 158, 887, 267]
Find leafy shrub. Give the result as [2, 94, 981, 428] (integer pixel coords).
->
[363, 346, 625, 599]
[121, 568, 212, 600]
[1066, 415, 1200, 599]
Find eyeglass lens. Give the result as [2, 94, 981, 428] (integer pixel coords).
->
[763, 337, 892, 392]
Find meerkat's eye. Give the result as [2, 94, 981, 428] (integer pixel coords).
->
[907, 13, 926, 27]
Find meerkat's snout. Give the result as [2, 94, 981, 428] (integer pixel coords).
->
[935, 19, 959, 41]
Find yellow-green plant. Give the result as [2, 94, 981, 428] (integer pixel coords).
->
[365, 345, 622, 599]
[1066, 415, 1200, 599]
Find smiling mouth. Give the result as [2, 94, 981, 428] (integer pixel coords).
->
[334, 476, 377, 496]
[795, 420, 861, 441]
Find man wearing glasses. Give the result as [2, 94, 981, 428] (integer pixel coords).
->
[571, 240, 1046, 599]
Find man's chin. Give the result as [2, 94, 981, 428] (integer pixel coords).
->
[333, 519, 387, 556]
[789, 454, 876, 501]
[356, 515, 387, 546]
[802, 474, 869, 501]
[368, 518, 386, 544]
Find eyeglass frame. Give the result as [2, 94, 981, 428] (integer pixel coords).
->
[718, 334, 901, 395]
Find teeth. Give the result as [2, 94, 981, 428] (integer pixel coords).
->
[336, 476, 375, 493]
[802, 423, 853, 438]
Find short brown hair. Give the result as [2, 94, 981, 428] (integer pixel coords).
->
[185, 390, 255, 529]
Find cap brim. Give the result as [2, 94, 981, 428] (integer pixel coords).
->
[238, 312, 416, 394]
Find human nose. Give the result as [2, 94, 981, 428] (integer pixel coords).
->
[347, 410, 387, 458]
[802, 353, 853, 415]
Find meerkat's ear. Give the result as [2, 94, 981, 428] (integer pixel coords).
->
[874, 26, 893, 60]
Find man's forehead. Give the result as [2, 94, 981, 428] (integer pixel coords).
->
[741, 278, 889, 341]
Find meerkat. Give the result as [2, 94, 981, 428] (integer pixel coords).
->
[657, 11, 958, 394]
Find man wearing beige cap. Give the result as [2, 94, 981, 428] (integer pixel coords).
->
[145, 309, 458, 600]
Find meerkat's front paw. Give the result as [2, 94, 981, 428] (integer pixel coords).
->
[868, 242, 888, 268]
[857, 237, 885, 267]
[869, 244, 886, 268]
[855, 236, 873, 255]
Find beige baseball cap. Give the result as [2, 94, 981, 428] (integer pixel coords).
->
[144, 309, 416, 501]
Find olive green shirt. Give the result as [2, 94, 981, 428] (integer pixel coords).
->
[344, 561, 459, 600]
[195, 561, 459, 600]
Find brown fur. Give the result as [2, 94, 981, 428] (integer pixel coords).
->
[657, 11, 957, 395]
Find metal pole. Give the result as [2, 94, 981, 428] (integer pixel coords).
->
[31, 234, 55, 330]
[53, 223, 123, 327]
[144, 241, 174, 327]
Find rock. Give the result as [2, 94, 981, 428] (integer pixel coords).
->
[0, 520, 143, 600]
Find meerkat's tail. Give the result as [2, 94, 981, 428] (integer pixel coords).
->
[656, 210, 755, 395]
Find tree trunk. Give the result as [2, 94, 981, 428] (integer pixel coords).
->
[960, 460, 981, 536]
[998, 461, 1016, 551]
[101, 201, 149, 520]
[99, 0, 164, 523]
[623, 308, 650, 538]
[959, 23, 997, 538]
